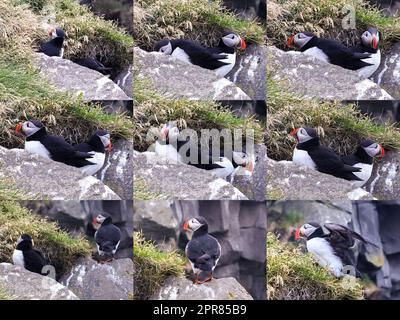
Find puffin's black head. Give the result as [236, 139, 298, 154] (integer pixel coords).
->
[183, 216, 208, 233]
[90, 130, 112, 152]
[49, 27, 65, 39]
[290, 127, 318, 143]
[16, 120, 45, 137]
[287, 32, 315, 49]
[93, 212, 112, 226]
[295, 222, 322, 240]
[361, 27, 379, 50]
[155, 39, 173, 55]
[220, 32, 246, 50]
[16, 234, 34, 251]
[360, 139, 384, 158]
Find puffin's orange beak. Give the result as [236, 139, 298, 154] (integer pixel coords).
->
[161, 127, 169, 140]
[48, 28, 55, 37]
[245, 160, 254, 173]
[379, 145, 385, 159]
[290, 128, 299, 136]
[372, 36, 378, 50]
[15, 123, 23, 135]
[183, 220, 189, 231]
[240, 38, 246, 51]
[107, 141, 112, 152]
[295, 227, 302, 240]
[287, 35, 295, 48]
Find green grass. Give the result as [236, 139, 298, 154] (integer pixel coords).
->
[0, 177, 27, 200]
[0, 286, 13, 300]
[134, 177, 166, 200]
[134, 77, 264, 151]
[267, 233, 365, 300]
[15, 0, 52, 12]
[134, 0, 265, 51]
[267, 0, 400, 51]
[267, 76, 400, 161]
[134, 231, 186, 300]
[0, 201, 91, 277]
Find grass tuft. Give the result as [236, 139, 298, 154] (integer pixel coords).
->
[134, 0, 265, 51]
[267, 233, 365, 300]
[0, 201, 91, 277]
[134, 231, 186, 300]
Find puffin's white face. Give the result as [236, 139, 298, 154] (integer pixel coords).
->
[222, 33, 242, 48]
[98, 133, 112, 151]
[158, 42, 173, 55]
[184, 218, 203, 232]
[95, 214, 107, 224]
[289, 32, 314, 49]
[299, 223, 319, 238]
[168, 126, 180, 140]
[361, 29, 379, 49]
[232, 151, 255, 173]
[362, 142, 384, 158]
[290, 127, 315, 143]
[21, 121, 42, 137]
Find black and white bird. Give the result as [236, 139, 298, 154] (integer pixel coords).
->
[341, 139, 384, 187]
[290, 127, 362, 181]
[351, 27, 381, 78]
[183, 217, 221, 284]
[72, 58, 112, 75]
[12, 234, 47, 275]
[154, 123, 184, 164]
[93, 213, 121, 262]
[155, 32, 246, 77]
[39, 27, 65, 58]
[287, 32, 373, 73]
[73, 130, 112, 176]
[295, 222, 378, 278]
[16, 120, 95, 169]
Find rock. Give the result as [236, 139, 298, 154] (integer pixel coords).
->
[151, 276, 253, 300]
[33, 53, 131, 101]
[267, 158, 375, 200]
[114, 64, 133, 97]
[0, 147, 120, 200]
[97, 139, 133, 200]
[373, 42, 400, 99]
[60, 258, 133, 300]
[365, 151, 400, 200]
[227, 45, 266, 100]
[133, 150, 248, 200]
[0, 263, 79, 300]
[268, 46, 393, 100]
[134, 47, 251, 100]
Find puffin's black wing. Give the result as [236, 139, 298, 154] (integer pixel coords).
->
[308, 146, 363, 181]
[24, 249, 47, 274]
[42, 135, 95, 168]
[95, 224, 122, 253]
[73, 58, 112, 75]
[73, 142, 92, 153]
[186, 235, 221, 272]
[341, 153, 360, 166]
[324, 223, 378, 247]
[172, 40, 230, 70]
[318, 38, 372, 70]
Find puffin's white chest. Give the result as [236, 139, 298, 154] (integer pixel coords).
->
[358, 50, 381, 78]
[303, 47, 330, 63]
[350, 162, 373, 187]
[293, 148, 317, 170]
[307, 237, 343, 277]
[215, 52, 236, 77]
[154, 141, 183, 164]
[12, 250, 25, 267]
[80, 152, 106, 176]
[171, 47, 191, 64]
[210, 157, 235, 179]
[25, 141, 51, 159]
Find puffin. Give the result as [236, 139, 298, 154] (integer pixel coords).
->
[154, 32, 246, 77]
[39, 27, 65, 58]
[155, 123, 237, 179]
[72, 130, 112, 176]
[183, 217, 221, 284]
[287, 32, 372, 72]
[290, 127, 363, 181]
[341, 139, 384, 187]
[295, 222, 378, 278]
[72, 58, 112, 75]
[351, 27, 381, 78]
[93, 213, 122, 262]
[12, 234, 47, 275]
[154, 123, 184, 164]
[15, 120, 95, 168]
